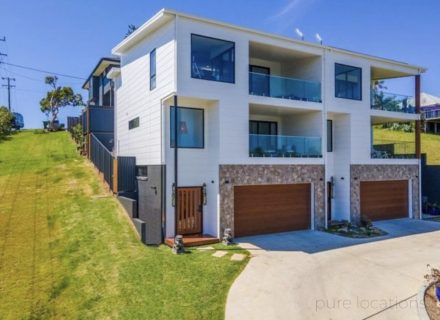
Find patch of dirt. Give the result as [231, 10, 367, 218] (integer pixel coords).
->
[425, 283, 440, 320]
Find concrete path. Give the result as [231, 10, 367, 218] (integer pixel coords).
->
[226, 219, 440, 320]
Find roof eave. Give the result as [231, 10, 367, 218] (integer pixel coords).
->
[82, 57, 120, 89]
[111, 8, 426, 73]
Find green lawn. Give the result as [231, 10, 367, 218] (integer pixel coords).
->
[374, 127, 440, 164]
[0, 131, 248, 320]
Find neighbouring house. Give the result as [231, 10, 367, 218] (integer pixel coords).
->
[416, 93, 440, 134]
[80, 57, 120, 157]
[108, 9, 426, 244]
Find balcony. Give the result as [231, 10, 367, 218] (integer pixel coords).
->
[371, 139, 416, 159]
[249, 134, 322, 158]
[371, 90, 415, 114]
[249, 72, 321, 103]
[423, 108, 440, 120]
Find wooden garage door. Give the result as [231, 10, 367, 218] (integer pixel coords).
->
[360, 180, 408, 221]
[234, 184, 311, 237]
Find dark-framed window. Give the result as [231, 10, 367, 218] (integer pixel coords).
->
[327, 119, 333, 152]
[335, 63, 362, 100]
[191, 34, 235, 83]
[150, 48, 156, 90]
[249, 120, 278, 135]
[170, 107, 204, 148]
[249, 65, 270, 96]
[129, 117, 140, 130]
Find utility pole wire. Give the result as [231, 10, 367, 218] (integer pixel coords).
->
[0, 61, 86, 80]
[2, 77, 16, 111]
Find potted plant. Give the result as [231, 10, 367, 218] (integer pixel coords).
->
[423, 265, 440, 319]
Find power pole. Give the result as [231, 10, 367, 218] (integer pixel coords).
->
[2, 77, 15, 111]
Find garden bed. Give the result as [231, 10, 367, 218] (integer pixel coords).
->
[326, 221, 387, 238]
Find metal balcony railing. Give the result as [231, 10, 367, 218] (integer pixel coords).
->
[371, 139, 416, 159]
[371, 90, 415, 114]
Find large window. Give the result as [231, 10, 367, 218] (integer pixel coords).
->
[170, 107, 204, 148]
[249, 120, 278, 135]
[191, 34, 235, 83]
[129, 117, 140, 130]
[150, 48, 156, 90]
[335, 63, 362, 100]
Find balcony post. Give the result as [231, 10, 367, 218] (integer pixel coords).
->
[415, 75, 421, 159]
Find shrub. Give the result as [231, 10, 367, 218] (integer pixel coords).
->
[425, 264, 440, 285]
[71, 124, 84, 149]
[360, 215, 373, 229]
[0, 106, 14, 138]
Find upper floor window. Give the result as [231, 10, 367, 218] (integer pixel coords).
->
[170, 107, 204, 148]
[335, 63, 362, 100]
[129, 117, 140, 130]
[150, 49, 156, 90]
[191, 34, 235, 83]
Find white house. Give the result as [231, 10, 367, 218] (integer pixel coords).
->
[109, 9, 425, 242]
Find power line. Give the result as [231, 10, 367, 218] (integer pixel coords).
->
[2, 77, 16, 111]
[0, 61, 86, 80]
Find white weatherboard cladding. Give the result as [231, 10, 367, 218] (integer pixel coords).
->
[163, 98, 220, 237]
[115, 20, 176, 165]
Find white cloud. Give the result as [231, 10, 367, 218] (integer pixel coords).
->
[272, 0, 303, 19]
[267, 0, 317, 31]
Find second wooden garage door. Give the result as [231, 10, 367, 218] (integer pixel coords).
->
[360, 180, 408, 221]
[234, 184, 311, 237]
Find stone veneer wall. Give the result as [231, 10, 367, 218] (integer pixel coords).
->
[350, 165, 420, 222]
[219, 165, 326, 236]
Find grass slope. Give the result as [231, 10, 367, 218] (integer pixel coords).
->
[374, 127, 440, 164]
[0, 131, 248, 320]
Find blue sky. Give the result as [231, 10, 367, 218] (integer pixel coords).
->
[0, 0, 438, 128]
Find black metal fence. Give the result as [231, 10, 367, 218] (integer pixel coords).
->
[117, 156, 136, 193]
[90, 133, 113, 188]
[67, 116, 80, 132]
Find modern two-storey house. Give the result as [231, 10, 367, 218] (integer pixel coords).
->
[109, 9, 425, 243]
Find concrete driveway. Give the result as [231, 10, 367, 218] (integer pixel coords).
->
[226, 219, 440, 320]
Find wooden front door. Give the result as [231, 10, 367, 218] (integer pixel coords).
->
[177, 187, 203, 235]
[360, 180, 408, 221]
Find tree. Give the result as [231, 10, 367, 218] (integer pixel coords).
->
[125, 24, 137, 38]
[0, 106, 13, 138]
[40, 76, 84, 131]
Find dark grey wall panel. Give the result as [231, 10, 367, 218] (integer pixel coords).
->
[117, 196, 138, 219]
[132, 218, 147, 244]
[89, 107, 114, 133]
[137, 165, 166, 245]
